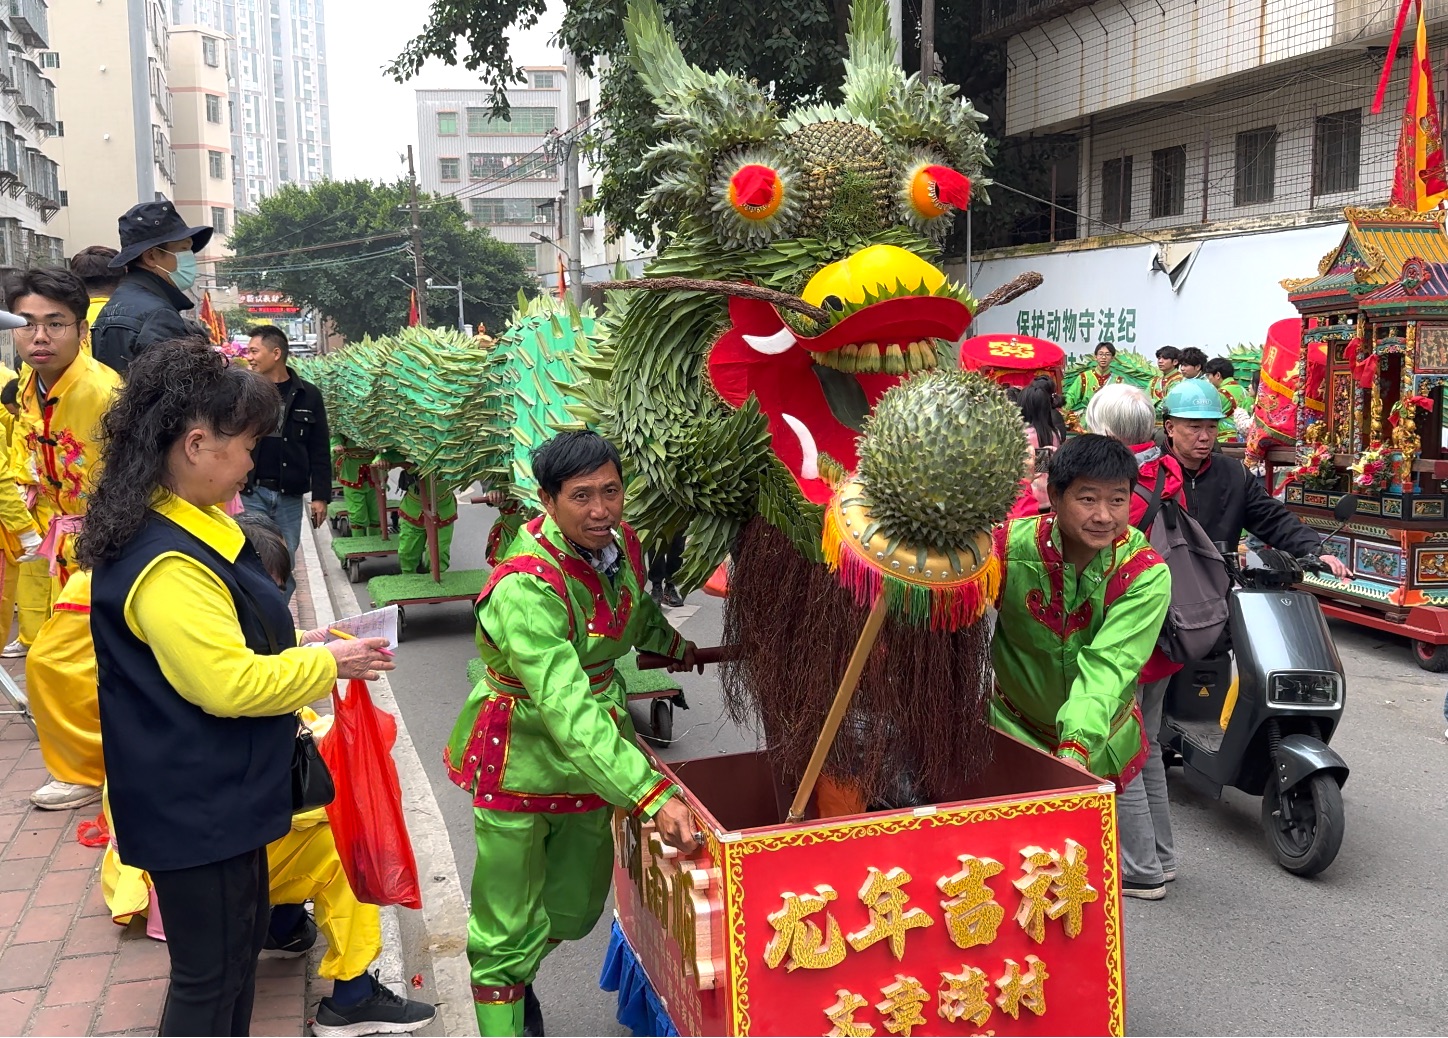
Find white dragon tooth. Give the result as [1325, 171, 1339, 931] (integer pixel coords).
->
[742, 327, 797, 355]
[781, 413, 820, 480]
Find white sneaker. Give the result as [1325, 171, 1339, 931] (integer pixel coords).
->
[1, 639, 27, 658]
[30, 779, 102, 810]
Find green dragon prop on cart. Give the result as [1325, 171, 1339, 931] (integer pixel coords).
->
[532, 0, 1036, 803]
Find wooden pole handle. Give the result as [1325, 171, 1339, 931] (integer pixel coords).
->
[786, 593, 890, 823]
[634, 645, 741, 670]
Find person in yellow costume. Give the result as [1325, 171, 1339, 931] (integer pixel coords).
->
[72, 513, 434, 1036]
[70, 245, 122, 356]
[0, 370, 28, 680]
[2, 270, 119, 810]
[4, 269, 120, 647]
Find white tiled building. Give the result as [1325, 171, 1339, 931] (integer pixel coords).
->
[172, 0, 331, 211]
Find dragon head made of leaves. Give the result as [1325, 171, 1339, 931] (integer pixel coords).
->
[571, 0, 993, 589]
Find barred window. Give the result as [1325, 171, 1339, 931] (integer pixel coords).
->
[1101, 156, 1132, 225]
[1234, 126, 1277, 206]
[1150, 146, 1186, 219]
[1313, 110, 1361, 197]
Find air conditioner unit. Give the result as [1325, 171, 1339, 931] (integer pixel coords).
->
[533, 215, 547, 224]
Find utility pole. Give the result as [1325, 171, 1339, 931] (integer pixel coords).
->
[406, 144, 428, 327]
[889, 0, 903, 65]
[456, 269, 465, 331]
[563, 49, 584, 305]
[919, 0, 935, 80]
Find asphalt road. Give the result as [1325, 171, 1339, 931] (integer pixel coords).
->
[329, 501, 1448, 1036]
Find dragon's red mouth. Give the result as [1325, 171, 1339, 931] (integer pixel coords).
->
[708, 293, 973, 503]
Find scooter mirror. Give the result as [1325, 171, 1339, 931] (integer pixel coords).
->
[1332, 494, 1359, 522]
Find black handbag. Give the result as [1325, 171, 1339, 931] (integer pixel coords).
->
[291, 717, 335, 812]
[236, 578, 336, 813]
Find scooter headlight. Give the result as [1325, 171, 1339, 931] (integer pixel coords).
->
[1269, 672, 1342, 708]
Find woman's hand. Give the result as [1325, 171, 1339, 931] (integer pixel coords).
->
[325, 637, 395, 681]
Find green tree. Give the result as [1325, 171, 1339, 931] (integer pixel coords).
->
[224, 179, 534, 343]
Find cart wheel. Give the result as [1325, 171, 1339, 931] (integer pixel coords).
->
[396, 607, 407, 643]
[1412, 639, 1448, 672]
[1261, 773, 1344, 877]
[650, 698, 674, 745]
[337, 516, 352, 538]
[347, 559, 362, 583]
[328, 515, 340, 533]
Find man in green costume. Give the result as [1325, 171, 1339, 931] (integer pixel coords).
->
[990, 435, 1170, 818]
[446, 431, 699, 1037]
[397, 471, 457, 573]
[1064, 342, 1121, 430]
[332, 438, 380, 537]
[1204, 357, 1252, 442]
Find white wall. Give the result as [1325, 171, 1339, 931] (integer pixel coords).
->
[957, 221, 1347, 354]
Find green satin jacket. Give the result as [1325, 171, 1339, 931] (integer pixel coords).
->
[989, 514, 1169, 786]
[445, 514, 684, 818]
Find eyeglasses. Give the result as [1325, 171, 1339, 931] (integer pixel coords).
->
[14, 321, 76, 338]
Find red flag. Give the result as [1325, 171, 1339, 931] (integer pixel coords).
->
[1390, 4, 1448, 211]
[556, 251, 567, 302]
[197, 291, 224, 344]
[1372, 0, 1418, 114]
[407, 289, 420, 327]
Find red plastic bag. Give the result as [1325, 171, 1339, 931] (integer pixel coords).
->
[318, 679, 422, 909]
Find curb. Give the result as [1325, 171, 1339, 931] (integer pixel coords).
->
[301, 520, 474, 1037]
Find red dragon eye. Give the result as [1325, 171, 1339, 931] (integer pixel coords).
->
[729, 164, 784, 220]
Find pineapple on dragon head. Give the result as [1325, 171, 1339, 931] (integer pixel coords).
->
[574, 0, 1037, 806]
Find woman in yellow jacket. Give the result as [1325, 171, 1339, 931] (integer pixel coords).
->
[78, 340, 396, 1037]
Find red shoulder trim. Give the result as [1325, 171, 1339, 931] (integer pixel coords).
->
[620, 522, 644, 580]
[477, 556, 576, 640]
[1104, 543, 1163, 607]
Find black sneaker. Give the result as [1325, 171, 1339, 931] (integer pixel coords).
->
[648, 582, 664, 604]
[261, 913, 317, 958]
[312, 974, 437, 1037]
[1122, 879, 1166, 901]
[523, 984, 544, 1037]
[661, 582, 685, 608]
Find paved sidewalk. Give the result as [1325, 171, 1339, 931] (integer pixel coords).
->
[0, 561, 327, 1036]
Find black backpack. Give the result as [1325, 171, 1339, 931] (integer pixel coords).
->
[1132, 467, 1231, 663]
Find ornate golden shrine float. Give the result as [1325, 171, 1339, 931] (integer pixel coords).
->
[1274, 205, 1448, 669]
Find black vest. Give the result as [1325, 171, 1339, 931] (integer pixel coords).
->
[93, 512, 298, 872]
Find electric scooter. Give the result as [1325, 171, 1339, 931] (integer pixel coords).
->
[1160, 498, 1352, 877]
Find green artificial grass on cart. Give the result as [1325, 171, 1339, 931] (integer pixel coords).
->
[367, 569, 488, 607]
[330, 533, 399, 562]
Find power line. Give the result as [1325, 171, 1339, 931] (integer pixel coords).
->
[224, 244, 410, 276]
[228, 231, 408, 263]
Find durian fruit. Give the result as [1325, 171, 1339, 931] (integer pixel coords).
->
[855, 369, 1025, 551]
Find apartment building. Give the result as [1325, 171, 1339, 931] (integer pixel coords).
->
[172, 0, 331, 211]
[415, 70, 565, 276]
[964, 0, 1432, 352]
[170, 25, 233, 288]
[44, 0, 174, 255]
[0, 0, 63, 267]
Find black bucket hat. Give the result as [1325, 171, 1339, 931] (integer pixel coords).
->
[110, 200, 214, 269]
